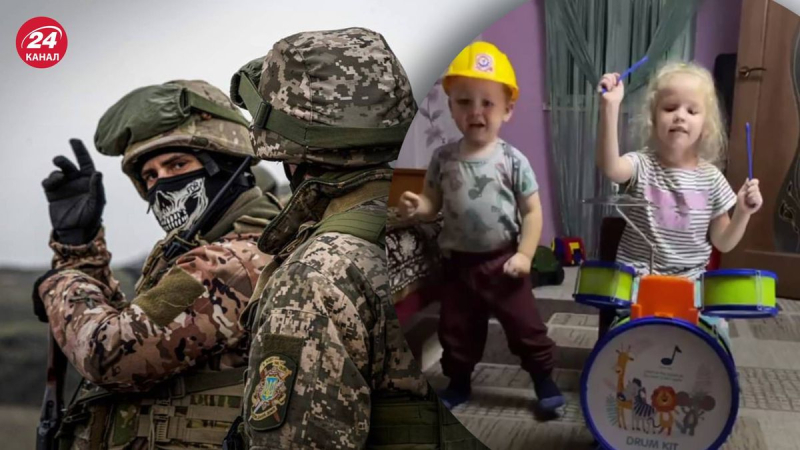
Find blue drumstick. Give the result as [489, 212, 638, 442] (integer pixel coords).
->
[746, 122, 753, 179]
[602, 55, 650, 94]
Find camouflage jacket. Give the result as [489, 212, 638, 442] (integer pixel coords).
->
[242, 172, 429, 449]
[37, 187, 280, 392]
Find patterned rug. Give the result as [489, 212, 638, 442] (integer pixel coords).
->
[403, 268, 798, 450]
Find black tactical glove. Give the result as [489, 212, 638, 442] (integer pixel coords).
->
[42, 139, 106, 245]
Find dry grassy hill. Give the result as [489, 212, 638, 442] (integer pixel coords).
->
[0, 264, 140, 449]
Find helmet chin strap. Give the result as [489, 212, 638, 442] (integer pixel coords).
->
[193, 151, 220, 177]
[284, 163, 310, 191]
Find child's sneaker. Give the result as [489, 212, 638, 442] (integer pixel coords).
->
[533, 374, 565, 412]
[437, 381, 471, 409]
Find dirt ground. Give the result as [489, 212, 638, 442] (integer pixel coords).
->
[0, 405, 40, 450]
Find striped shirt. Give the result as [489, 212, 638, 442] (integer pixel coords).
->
[616, 151, 736, 280]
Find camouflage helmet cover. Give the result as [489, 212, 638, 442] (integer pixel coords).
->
[95, 79, 255, 197]
[230, 27, 417, 168]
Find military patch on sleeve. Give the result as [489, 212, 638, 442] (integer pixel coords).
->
[246, 334, 303, 431]
[133, 265, 206, 327]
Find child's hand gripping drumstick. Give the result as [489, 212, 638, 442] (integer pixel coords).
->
[739, 122, 762, 214]
[600, 55, 650, 94]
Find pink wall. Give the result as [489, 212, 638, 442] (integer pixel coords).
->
[480, 0, 742, 246]
[694, 0, 743, 70]
[482, 0, 558, 246]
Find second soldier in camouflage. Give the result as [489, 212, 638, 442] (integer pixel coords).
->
[228, 28, 488, 449]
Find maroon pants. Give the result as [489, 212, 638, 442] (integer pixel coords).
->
[438, 245, 556, 383]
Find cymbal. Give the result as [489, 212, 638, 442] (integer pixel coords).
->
[581, 194, 658, 208]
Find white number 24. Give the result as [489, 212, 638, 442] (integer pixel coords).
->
[27, 31, 58, 49]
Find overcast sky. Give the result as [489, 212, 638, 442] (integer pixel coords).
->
[0, 0, 526, 268]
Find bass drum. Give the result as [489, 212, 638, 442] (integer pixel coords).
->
[580, 316, 739, 450]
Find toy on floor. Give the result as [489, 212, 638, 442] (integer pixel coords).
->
[530, 245, 565, 287]
[552, 236, 586, 266]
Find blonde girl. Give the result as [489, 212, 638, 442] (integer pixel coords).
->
[595, 61, 763, 341]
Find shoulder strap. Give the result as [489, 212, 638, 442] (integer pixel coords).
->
[309, 180, 390, 248]
[311, 210, 386, 249]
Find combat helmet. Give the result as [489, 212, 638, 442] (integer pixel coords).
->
[95, 79, 255, 197]
[229, 27, 416, 169]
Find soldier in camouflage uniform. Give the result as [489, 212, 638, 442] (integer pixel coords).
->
[227, 27, 487, 449]
[33, 80, 281, 449]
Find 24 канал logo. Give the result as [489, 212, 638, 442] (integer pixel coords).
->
[16, 17, 68, 69]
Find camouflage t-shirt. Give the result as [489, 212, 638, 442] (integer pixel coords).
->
[425, 139, 538, 252]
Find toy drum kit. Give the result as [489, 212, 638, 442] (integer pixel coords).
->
[575, 193, 778, 450]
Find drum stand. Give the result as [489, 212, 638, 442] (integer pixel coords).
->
[581, 190, 657, 275]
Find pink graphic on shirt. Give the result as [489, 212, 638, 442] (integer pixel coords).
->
[644, 185, 708, 231]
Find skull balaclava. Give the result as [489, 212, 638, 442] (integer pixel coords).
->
[147, 169, 211, 233]
[145, 151, 254, 234]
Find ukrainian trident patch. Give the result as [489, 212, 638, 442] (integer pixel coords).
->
[245, 332, 303, 431]
[248, 354, 298, 430]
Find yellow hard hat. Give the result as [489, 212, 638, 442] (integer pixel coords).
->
[443, 41, 519, 101]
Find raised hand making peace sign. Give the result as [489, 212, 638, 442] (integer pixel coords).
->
[41, 139, 106, 245]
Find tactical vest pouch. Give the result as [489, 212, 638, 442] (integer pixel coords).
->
[135, 370, 245, 447]
[55, 401, 106, 450]
[58, 367, 246, 449]
[366, 393, 488, 449]
[134, 384, 243, 446]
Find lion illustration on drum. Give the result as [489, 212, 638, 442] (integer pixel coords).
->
[651, 386, 678, 435]
[605, 344, 718, 439]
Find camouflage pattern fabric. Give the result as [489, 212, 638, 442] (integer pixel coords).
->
[36, 189, 279, 449]
[425, 139, 538, 253]
[39, 191, 276, 390]
[94, 79, 256, 198]
[233, 27, 466, 449]
[243, 197, 430, 448]
[247, 27, 417, 168]
[255, 167, 394, 256]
